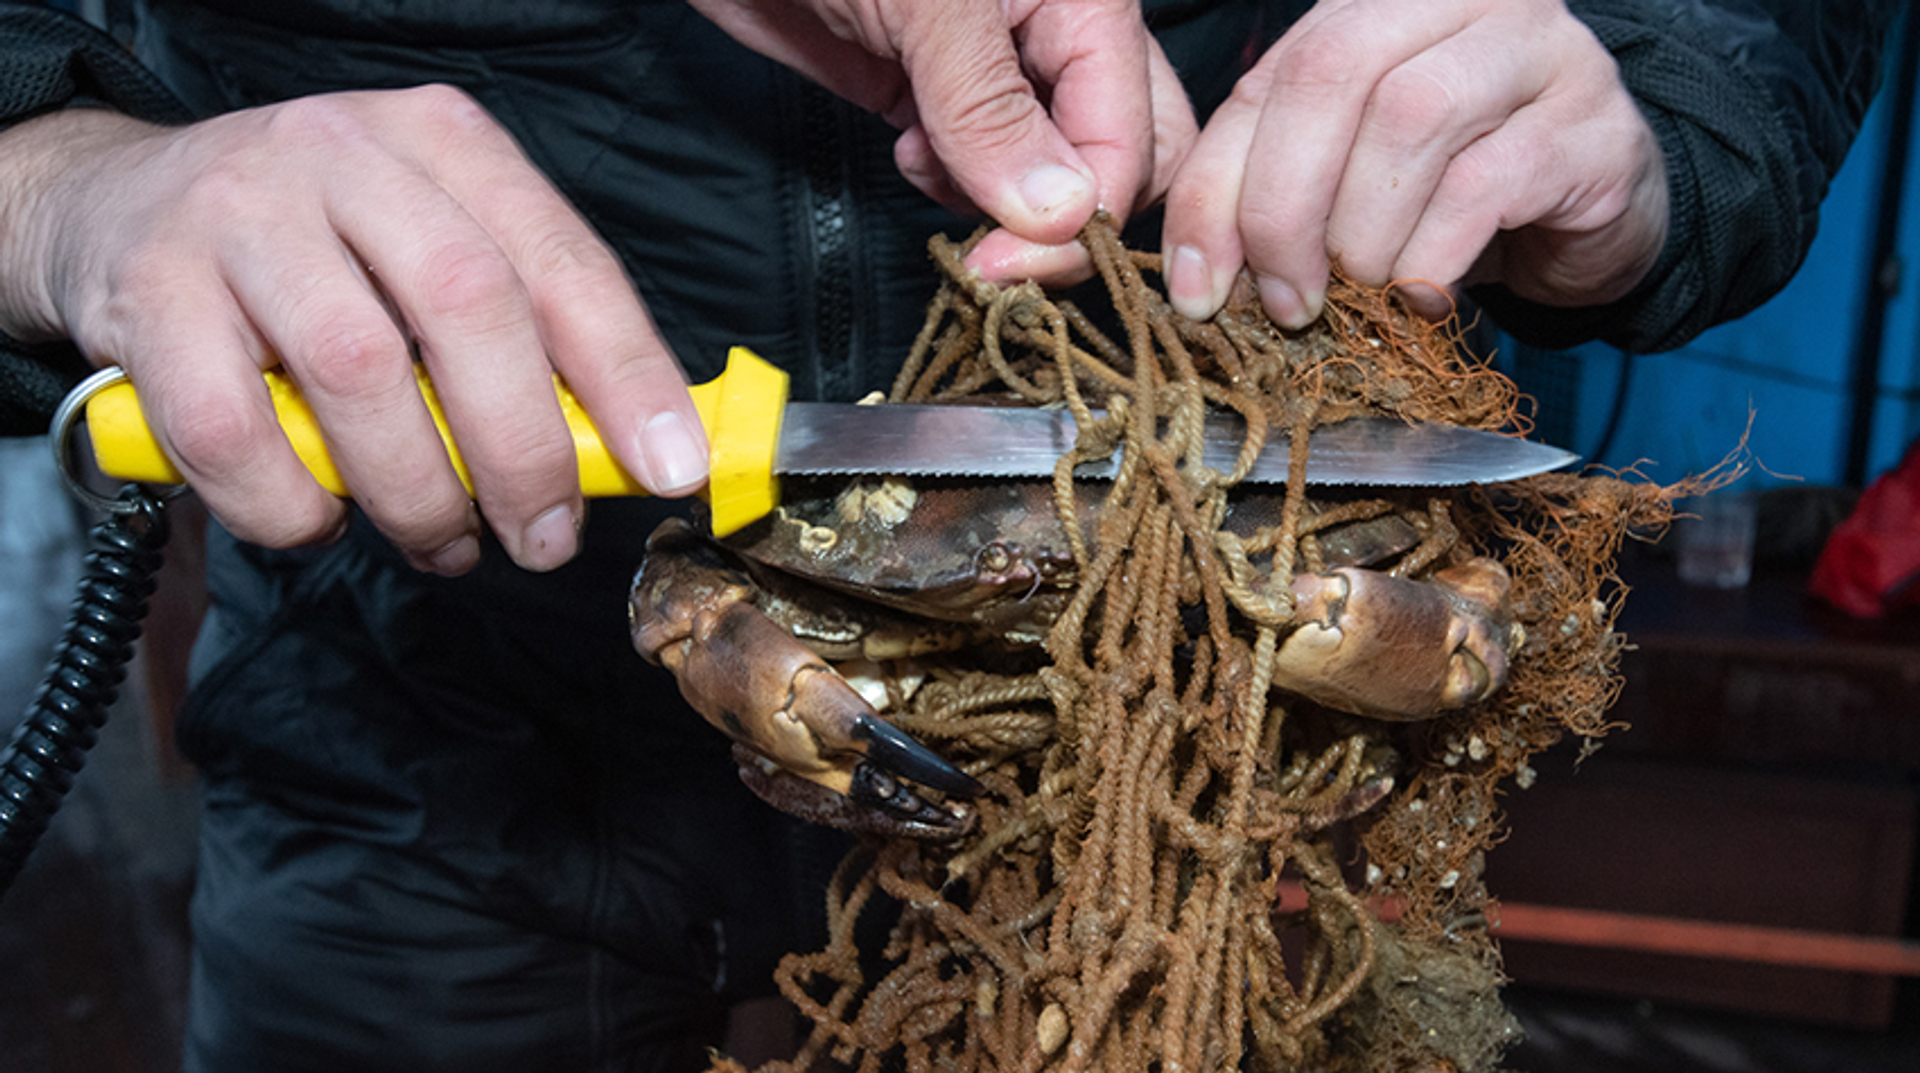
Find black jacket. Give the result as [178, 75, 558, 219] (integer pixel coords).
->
[1491, 0, 1901, 350]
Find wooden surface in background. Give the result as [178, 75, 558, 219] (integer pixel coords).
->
[1485, 554, 1920, 1028]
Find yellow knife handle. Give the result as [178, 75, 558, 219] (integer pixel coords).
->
[84, 345, 789, 537]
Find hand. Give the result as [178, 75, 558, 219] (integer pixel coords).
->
[0, 86, 708, 575]
[690, 0, 1197, 284]
[1161, 0, 1669, 328]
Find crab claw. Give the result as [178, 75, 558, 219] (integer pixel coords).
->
[631, 519, 980, 839]
[1273, 558, 1521, 721]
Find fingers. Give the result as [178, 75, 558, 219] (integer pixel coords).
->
[345, 87, 710, 571]
[110, 282, 353, 553]
[221, 210, 482, 573]
[1318, 28, 1543, 290]
[698, 0, 1104, 238]
[692, 0, 1169, 280]
[1003, 0, 1158, 227]
[238, 90, 575, 573]
[431, 95, 711, 497]
[1159, 84, 1255, 321]
[1166, 0, 1480, 325]
[337, 88, 706, 575]
[1141, 39, 1204, 215]
[305, 179, 555, 575]
[1163, 0, 1659, 328]
[964, 30, 1196, 285]
[888, 0, 1100, 244]
[892, 124, 977, 218]
[44, 86, 701, 576]
[1372, 99, 1563, 320]
[1241, 2, 1481, 321]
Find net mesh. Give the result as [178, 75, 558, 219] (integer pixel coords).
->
[720, 218, 1703, 1073]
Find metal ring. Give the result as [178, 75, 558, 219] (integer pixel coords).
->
[49, 365, 190, 516]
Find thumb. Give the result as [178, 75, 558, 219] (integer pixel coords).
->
[896, 0, 1097, 244]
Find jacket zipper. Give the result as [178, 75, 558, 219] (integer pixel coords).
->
[796, 80, 860, 400]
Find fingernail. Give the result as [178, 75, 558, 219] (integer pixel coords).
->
[639, 409, 708, 496]
[1258, 275, 1312, 330]
[1018, 164, 1093, 221]
[1300, 284, 1326, 325]
[427, 533, 481, 577]
[1168, 245, 1218, 321]
[520, 504, 580, 572]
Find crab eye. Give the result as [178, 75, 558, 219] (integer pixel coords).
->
[976, 542, 1013, 574]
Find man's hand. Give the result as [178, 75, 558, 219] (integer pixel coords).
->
[691, 0, 1196, 284]
[0, 86, 707, 575]
[1161, 0, 1669, 328]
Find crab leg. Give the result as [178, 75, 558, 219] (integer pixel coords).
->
[631, 519, 980, 839]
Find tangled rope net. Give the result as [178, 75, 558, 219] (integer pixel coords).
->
[726, 218, 1694, 1073]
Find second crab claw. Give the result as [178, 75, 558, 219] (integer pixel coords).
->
[1275, 557, 1522, 721]
[631, 518, 981, 840]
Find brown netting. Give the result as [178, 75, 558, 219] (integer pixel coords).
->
[722, 218, 1702, 1073]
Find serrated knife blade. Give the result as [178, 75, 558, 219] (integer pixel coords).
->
[775, 401, 1577, 487]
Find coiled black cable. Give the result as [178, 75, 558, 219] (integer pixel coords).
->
[0, 487, 169, 901]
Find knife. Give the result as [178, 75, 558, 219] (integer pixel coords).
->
[81, 346, 1576, 537]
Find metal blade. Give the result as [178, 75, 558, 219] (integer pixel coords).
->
[774, 402, 1577, 486]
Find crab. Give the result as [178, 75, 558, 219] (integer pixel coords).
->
[629, 476, 1521, 841]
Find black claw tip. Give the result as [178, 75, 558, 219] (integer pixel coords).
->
[852, 714, 983, 798]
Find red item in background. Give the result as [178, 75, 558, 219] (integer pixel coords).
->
[1808, 440, 1920, 618]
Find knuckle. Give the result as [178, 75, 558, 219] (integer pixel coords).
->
[397, 83, 496, 135]
[261, 93, 370, 151]
[1236, 200, 1299, 268]
[172, 158, 260, 221]
[950, 102, 1041, 156]
[477, 422, 577, 492]
[444, 409, 575, 523]
[942, 75, 1046, 154]
[1221, 70, 1277, 118]
[403, 81, 477, 112]
[1366, 68, 1462, 146]
[414, 240, 529, 328]
[1444, 148, 1502, 209]
[97, 246, 181, 316]
[1275, 30, 1367, 95]
[294, 316, 409, 400]
[1446, 132, 1545, 228]
[164, 397, 282, 491]
[522, 227, 621, 291]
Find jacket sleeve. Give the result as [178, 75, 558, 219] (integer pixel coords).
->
[1470, 0, 1902, 354]
[0, 3, 189, 435]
